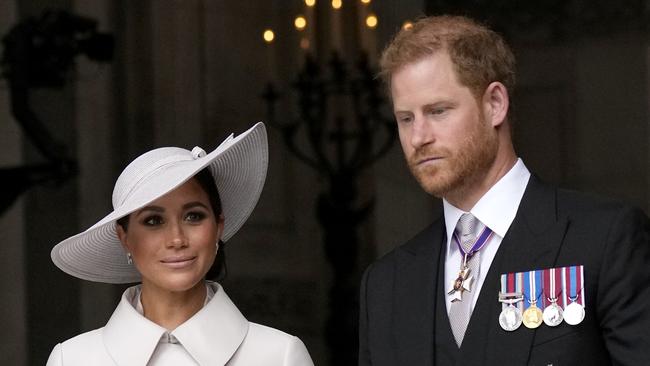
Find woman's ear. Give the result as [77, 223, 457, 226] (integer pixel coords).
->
[482, 81, 509, 127]
[116, 223, 130, 252]
[216, 214, 225, 240]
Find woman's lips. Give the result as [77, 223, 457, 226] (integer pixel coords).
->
[160, 256, 197, 269]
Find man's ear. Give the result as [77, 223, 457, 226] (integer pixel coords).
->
[482, 81, 509, 127]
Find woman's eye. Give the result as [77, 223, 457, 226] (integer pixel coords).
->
[143, 215, 163, 226]
[185, 211, 206, 222]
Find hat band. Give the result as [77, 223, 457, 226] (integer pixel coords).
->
[114, 154, 195, 208]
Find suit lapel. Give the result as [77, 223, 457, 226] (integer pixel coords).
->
[394, 220, 445, 366]
[458, 177, 570, 365]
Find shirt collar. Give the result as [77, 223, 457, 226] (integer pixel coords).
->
[443, 158, 530, 253]
[133, 283, 215, 317]
[103, 281, 249, 366]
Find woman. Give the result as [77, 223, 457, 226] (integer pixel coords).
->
[47, 122, 314, 365]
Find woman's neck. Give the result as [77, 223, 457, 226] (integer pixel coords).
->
[139, 281, 207, 330]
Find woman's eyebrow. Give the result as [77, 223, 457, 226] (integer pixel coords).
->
[182, 201, 210, 210]
[134, 205, 164, 216]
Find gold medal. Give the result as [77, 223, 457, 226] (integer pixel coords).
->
[522, 304, 543, 328]
[522, 270, 543, 328]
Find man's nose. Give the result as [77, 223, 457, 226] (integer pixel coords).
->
[410, 116, 435, 148]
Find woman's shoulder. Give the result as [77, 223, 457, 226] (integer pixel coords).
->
[246, 322, 301, 342]
[46, 328, 108, 366]
[59, 327, 105, 348]
[231, 322, 314, 366]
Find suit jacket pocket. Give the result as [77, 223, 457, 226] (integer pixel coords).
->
[528, 324, 609, 365]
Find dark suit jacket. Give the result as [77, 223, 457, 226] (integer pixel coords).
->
[359, 177, 650, 365]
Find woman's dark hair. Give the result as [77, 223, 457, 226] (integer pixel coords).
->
[116, 168, 228, 282]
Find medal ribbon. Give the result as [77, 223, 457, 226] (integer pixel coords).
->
[453, 226, 493, 260]
[535, 270, 543, 306]
[543, 268, 562, 309]
[563, 265, 585, 306]
[543, 269, 551, 309]
[578, 265, 585, 306]
[516, 271, 524, 312]
[523, 270, 541, 309]
[500, 273, 507, 309]
[500, 272, 523, 310]
[569, 266, 577, 300]
[502, 266, 585, 317]
[554, 267, 564, 308]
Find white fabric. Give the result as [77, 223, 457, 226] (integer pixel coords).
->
[46, 282, 314, 366]
[443, 158, 531, 315]
[130, 283, 215, 362]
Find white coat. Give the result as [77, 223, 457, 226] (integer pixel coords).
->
[46, 282, 314, 366]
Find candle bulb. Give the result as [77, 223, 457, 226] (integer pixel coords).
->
[330, 0, 343, 53]
[263, 29, 277, 81]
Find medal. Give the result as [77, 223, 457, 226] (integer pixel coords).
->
[447, 265, 473, 302]
[447, 225, 493, 302]
[500, 265, 586, 330]
[498, 291, 523, 331]
[522, 270, 543, 329]
[563, 266, 585, 325]
[564, 298, 585, 325]
[543, 268, 563, 327]
[499, 304, 523, 331]
[543, 302, 564, 327]
[522, 304, 543, 328]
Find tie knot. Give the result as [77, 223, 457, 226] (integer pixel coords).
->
[455, 213, 479, 251]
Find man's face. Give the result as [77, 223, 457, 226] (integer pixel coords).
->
[391, 52, 499, 199]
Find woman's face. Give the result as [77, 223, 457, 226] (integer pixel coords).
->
[117, 178, 223, 294]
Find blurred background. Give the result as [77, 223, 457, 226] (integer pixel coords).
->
[1, 1, 648, 365]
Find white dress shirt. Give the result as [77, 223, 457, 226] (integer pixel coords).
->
[443, 158, 530, 315]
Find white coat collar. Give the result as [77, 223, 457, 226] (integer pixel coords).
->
[103, 281, 249, 366]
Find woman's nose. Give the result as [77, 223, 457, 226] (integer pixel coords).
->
[167, 222, 188, 248]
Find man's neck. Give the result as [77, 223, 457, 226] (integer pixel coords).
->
[445, 154, 518, 212]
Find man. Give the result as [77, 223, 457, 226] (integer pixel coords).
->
[359, 15, 650, 365]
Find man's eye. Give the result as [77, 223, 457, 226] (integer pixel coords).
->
[143, 215, 163, 226]
[397, 116, 412, 124]
[429, 108, 446, 115]
[185, 212, 206, 222]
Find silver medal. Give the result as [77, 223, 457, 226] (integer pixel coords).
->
[499, 304, 523, 331]
[564, 301, 585, 325]
[542, 302, 564, 327]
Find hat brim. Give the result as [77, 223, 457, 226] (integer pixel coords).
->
[51, 122, 268, 283]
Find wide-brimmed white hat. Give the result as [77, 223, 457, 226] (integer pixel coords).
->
[51, 122, 268, 283]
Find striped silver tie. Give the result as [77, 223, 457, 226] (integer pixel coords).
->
[448, 213, 480, 347]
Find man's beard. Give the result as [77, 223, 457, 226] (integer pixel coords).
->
[407, 118, 499, 198]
